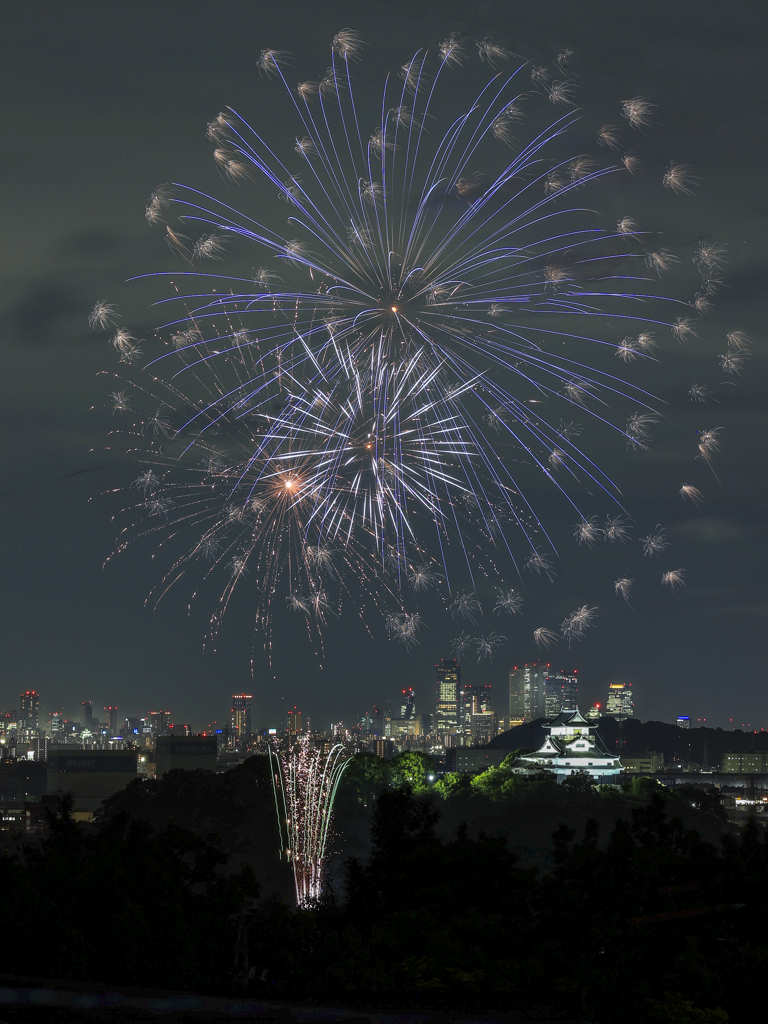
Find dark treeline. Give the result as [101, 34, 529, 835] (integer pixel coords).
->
[1, 758, 766, 1022]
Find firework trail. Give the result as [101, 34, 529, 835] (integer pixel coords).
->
[269, 735, 350, 905]
[95, 28, 749, 650]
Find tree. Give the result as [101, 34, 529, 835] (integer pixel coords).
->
[434, 771, 472, 799]
[389, 750, 435, 791]
[340, 751, 389, 804]
[560, 768, 597, 797]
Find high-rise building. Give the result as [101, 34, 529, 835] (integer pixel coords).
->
[20, 691, 39, 731]
[371, 705, 390, 737]
[148, 710, 171, 736]
[677, 716, 691, 730]
[230, 694, 252, 747]
[469, 712, 496, 745]
[81, 701, 95, 730]
[605, 683, 634, 720]
[104, 707, 119, 735]
[509, 662, 548, 724]
[287, 706, 303, 733]
[457, 683, 493, 733]
[356, 712, 374, 736]
[435, 658, 461, 734]
[544, 670, 578, 719]
[400, 688, 416, 720]
[586, 702, 602, 721]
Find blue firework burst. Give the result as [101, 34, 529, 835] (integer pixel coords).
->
[98, 30, 709, 650]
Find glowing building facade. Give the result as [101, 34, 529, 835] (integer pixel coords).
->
[605, 683, 634, 720]
[20, 691, 39, 731]
[544, 671, 578, 719]
[509, 662, 548, 725]
[435, 658, 460, 734]
[230, 694, 252, 748]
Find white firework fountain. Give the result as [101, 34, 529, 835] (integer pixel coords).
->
[269, 735, 351, 906]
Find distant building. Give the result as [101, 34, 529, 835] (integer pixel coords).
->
[509, 662, 548, 724]
[104, 707, 119, 735]
[721, 753, 768, 773]
[390, 715, 423, 737]
[513, 708, 623, 783]
[287, 707, 303, 734]
[621, 752, 664, 774]
[374, 738, 395, 759]
[81, 701, 95, 730]
[156, 736, 218, 777]
[20, 691, 39, 731]
[677, 716, 691, 730]
[32, 736, 48, 762]
[356, 712, 374, 736]
[148, 711, 171, 736]
[544, 670, 578, 719]
[47, 749, 138, 813]
[372, 704, 391, 737]
[457, 683, 493, 734]
[605, 683, 634, 720]
[399, 688, 416, 720]
[469, 711, 496, 745]
[230, 694, 252, 748]
[586, 703, 602, 722]
[435, 658, 460, 733]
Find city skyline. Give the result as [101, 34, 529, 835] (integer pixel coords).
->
[4, 667, 760, 739]
[0, 0, 765, 731]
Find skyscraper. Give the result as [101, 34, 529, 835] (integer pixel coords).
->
[81, 701, 95, 730]
[457, 683, 492, 733]
[605, 683, 634, 720]
[509, 662, 548, 725]
[400, 688, 416, 720]
[230, 694, 252, 747]
[20, 691, 39, 731]
[104, 706, 119, 735]
[544, 670, 578, 719]
[372, 704, 390, 737]
[148, 710, 171, 736]
[287, 706, 303, 734]
[435, 658, 460, 734]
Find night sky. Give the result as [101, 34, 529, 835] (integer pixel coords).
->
[1, 0, 765, 733]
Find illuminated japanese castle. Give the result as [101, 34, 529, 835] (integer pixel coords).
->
[513, 708, 623, 783]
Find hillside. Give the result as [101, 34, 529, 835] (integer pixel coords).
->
[489, 717, 768, 767]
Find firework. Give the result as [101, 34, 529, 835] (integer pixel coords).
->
[269, 735, 350, 905]
[450, 631, 474, 659]
[680, 484, 705, 508]
[493, 588, 524, 615]
[475, 631, 507, 662]
[560, 604, 597, 646]
[98, 29, 732, 651]
[641, 529, 669, 557]
[533, 626, 559, 650]
[661, 568, 686, 589]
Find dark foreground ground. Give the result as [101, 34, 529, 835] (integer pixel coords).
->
[0, 978, 580, 1024]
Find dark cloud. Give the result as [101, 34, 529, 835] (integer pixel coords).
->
[7, 281, 83, 344]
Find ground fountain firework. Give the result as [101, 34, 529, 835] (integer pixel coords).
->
[95, 28, 747, 657]
[269, 736, 351, 905]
